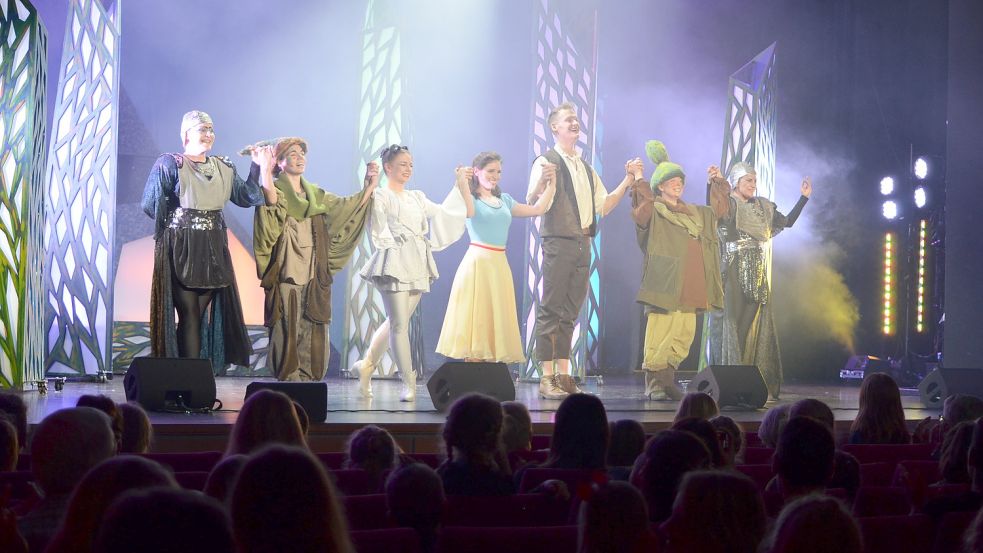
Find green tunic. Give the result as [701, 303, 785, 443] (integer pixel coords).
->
[254, 174, 370, 380]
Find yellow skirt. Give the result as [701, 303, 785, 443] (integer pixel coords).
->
[436, 244, 525, 363]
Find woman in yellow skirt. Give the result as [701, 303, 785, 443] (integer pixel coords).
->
[436, 151, 556, 362]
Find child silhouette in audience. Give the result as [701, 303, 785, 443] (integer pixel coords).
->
[577, 480, 653, 553]
[673, 392, 719, 422]
[344, 424, 399, 493]
[117, 402, 153, 454]
[849, 372, 910, 444]
[630, 430, 710, 523]
[762, 494, 862, 553]
[386, 463, 446, 553]
[437, 393, 515, 496]
[226, 390, 307, 455]
[661, 470, 766, 553]
[607, 419, 646, 481]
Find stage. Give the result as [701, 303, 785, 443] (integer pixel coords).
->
[17, 376, 941, 454]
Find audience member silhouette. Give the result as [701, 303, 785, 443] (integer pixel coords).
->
[204, 454, 248, 505]
[787, 398, 860, 497]
[710, 415, 744, 466]
[293, 401, 310, 436]
[923, 417, 983, 520]
[630, 429, 710, 523]
[225, 389, 307, 456]
[344, 424, 399, 493]
[437, 393, 514, 496]
[117, 402, 152, 454]
[577, 480, 652, 553]
[230, 445, 353, 553]
[673, 392, 719, 422]
[671, 417, 726, 468]
[541, 393, 609, 470]
[19, 407, 116, 553]
[46, 455, 177, 553]
[76, 395, 123, 453]
[502, 400, 534, 453]
[762, 494, 863, 553]
[938, 421, 975, 485]
[0, 392, 27, 451]
[771, 416, 835, 502]
[661, 470, 766, 553]
[386, 462, 446, 553]
[849, 372, 910, 444]
[607, 419, 646, 480]
[93, 488, 235, 553]
[757, 403, 791, 448]
[0, 418, 17, 472]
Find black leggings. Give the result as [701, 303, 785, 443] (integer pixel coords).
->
[171, 273, 216, 358]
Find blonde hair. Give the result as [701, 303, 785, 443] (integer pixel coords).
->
[547, 102, 577, 129]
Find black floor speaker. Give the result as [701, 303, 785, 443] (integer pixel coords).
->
[689, 365, 768, 409]
[426, 362, 516, 412]
[244, 381, 328, 422]
[124, 357, 217, 412]
[918, 368, 983, 408]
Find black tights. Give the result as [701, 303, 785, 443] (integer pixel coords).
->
[172, 276, 216, 358]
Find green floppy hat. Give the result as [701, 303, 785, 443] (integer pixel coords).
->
[645, 140, 685, 193]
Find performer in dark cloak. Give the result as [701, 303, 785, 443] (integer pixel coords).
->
[706, 162, 811, 399]
[141, 110, 276, 373]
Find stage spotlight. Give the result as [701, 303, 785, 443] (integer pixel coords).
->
[914, 157, 928, 180]
[914, 186, 927, 209]
[882, 200, 898, 220]
[880, 177, 895, 195]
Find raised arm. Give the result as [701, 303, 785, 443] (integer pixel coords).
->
[251, 145, 278, 206]
[360, 161, 380, 207]
[455, 166, 476, 218]
[778, 176, 811, 228]
[600, 158, 643, 216]
[512, 174, 556, 217]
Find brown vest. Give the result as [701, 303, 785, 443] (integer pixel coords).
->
[540, 149, 596, 238]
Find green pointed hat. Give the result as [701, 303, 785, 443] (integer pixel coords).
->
[646, 140, 685, 193]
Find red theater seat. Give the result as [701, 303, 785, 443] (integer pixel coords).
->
[329, 469, 379, 496]
[517, 468, 606, 494]
[893, 460, 942, 507]
[350, 528, 422, 553]
[142, 451, 222, 472]
[842, 443, 934, 466]
[859, 515, 934, 553]
[735, 464, 774, 490]
[343, 494, 393, 531]
[742, 447, 774, 465]
[442, 494, 571, 527]
[860, 462, 895, 487]
[853, 486, 913, 517]
[932, 510, 977, 553]
[436, 526, 577, 553]
[317, 452, 347, 470]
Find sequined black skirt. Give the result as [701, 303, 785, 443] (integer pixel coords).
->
[166, 208, 234, 289]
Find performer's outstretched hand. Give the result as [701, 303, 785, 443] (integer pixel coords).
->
[627, 157, 644, 180]
[252, 144, 275, 170]
[364, 161, 380, 189]
[801, 176, 812, 198]
[707, 165, 724, 182]
[454, 165, 474, 189]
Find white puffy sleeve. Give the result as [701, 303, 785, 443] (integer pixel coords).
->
[367, 188, 399, 250]
[421, 188, 467, 252]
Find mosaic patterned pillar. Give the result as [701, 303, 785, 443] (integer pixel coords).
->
[342, 0, 423, 379]
[720, 42, 777, 200]
[701, 42, 777, 368]
[0, 0, 47, 389]
[43, 0, 121, 375]
[520, 0, 602, 380]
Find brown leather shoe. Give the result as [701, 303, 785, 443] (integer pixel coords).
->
[556, 374, 583, 394]
[539, 375, 569, 400]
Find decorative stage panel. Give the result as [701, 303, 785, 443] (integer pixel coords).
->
[703, 42, 777, 368]
[0, 0, 47, 389]
[43, 0, 121, 376]
[521, 0, 602, 380]
[342, 0, 423, 380]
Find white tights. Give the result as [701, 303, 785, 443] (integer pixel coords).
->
[364, 290, 422, 385]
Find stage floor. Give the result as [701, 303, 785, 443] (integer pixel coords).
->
[17, 376, 939, 453]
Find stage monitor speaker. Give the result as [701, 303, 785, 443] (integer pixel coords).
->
[918, 368, 983, 408]
[244, 382, 328, 423]
[124, 357, 217, 412]
[426, 362, 515, 412]
[689, 365, 768, 409]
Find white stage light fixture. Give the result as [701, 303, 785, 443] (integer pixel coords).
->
[914, 157, 928, 180]
[914, 186, 927, 208]
[880, 176, 895, 195]
[882, 200, 898, 220]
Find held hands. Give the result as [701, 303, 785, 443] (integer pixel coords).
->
[707, 165, 724, 182]
[801, 176, 813, 198]
[454, 165, 474, 189]
[364, 161, 380, 189]
[538, 162, 557, 189]
[626, 157, 644, 180]
[250, 145, 275, 172]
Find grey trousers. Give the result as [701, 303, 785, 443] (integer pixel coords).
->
[534, 236, 591, 361]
